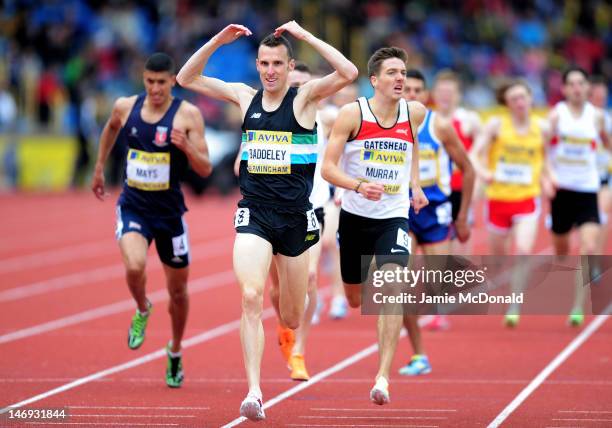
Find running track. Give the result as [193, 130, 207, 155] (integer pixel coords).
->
[0, 190, 610, 427]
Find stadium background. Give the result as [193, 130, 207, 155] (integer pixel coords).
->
[0, 0, 609, 191]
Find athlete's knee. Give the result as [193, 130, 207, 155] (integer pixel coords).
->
[581, 240, 598, 255]
[241, 286, 264, 314]
[307, 269, 318, 291]
[345, 289, 361, 308]
[125, 259, 146, 278]
[168, 284, 188, 304]
[280, 310, 300, 330]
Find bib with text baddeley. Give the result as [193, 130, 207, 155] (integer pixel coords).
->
[126, 149, 170, 191]
[245, 130, 292, 174]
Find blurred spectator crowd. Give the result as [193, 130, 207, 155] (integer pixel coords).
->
[0, 0, 609, 190]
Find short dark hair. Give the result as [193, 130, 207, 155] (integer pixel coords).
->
[589, 75, 608, 87]
[367, 47, 408, 77]
[405, 69, 426, 86]
[294, 60, 311, 74]
[259, 34, 294, 59]
[145, 52, 175, 74]
[495, 78, 532, 105]
[562, 66, 588, 84]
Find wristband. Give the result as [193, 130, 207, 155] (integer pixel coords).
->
[355, 180, 363, 193]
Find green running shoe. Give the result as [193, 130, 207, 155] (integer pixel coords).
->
[166, 344, 184, 388]
[127, 301, 152, 350]
[568, 311, 584, 327]
[504, 314, 520, 328]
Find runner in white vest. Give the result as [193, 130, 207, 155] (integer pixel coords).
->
[323, 47, 428, 406]
[547, 67, 610, 326]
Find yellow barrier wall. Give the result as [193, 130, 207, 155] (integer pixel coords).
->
[17, 136, 77, 191]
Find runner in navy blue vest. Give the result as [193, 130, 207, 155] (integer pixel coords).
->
[177, 21, 357, 421]
[91, 53, 212, 389]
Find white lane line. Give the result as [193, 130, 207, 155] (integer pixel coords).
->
[24, 423, 179, 426]
[553, 418, 612, 422]
[558, 410, 612, 414]
[0, 284, 336, 411]
[221, 343, 380, 428]
[311, 408, 457, 413]
[300, 416, 447, 420]
[68, 406, 209, 410]
[0, 237, 232, 302]
[6, 377, 611, 386]
[70, 414, 196, 418]
[221, 319, 442, 428]
[0, 242, 113, 275]
[286, 425, 438, 428]
[487, 304, 611, 428]
[0, 270, 235, 344]
[0, 305, 273, 415]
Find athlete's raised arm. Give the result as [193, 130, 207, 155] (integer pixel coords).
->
[322, 103, 384, 201]
[176, 24, 257, 110]
[275, 21, 358, 103]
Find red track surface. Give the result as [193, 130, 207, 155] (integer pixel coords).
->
[0, 190, 610, 427]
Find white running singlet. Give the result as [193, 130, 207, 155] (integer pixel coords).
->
[341, 97, 415, 219]
[551, 101, 600, 192]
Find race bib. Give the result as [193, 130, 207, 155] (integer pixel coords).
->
[556, 142, 591, 166]
[435, 201, 452, 226]
[360, 147, 406, 194]
[245, 130, 292, 174]
[306, 209, 320, 232]
[419, 149, 437, 186]
[172, 233, 189, 256]
[234, 208, 250, 228]
[126, 149, 170, 191]
[494, 162, 533, 185]
[396, 228, 411, 252]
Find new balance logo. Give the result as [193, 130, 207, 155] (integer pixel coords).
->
[390, 248, 406, 253]
[130, 127, 138, 137]
[396, 129, 408, 135]
[250, 113, 262, 119]
[171, 256, 184, 263]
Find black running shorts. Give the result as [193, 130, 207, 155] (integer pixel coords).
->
[234, 200, 320, 257]
[550, 189, 599, 234]
[338, 209, 410, 285]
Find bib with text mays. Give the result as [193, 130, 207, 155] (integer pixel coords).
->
[117, 94, 188, 218]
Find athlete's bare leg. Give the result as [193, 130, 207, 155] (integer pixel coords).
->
[293, 240, 321, 355]
[274, 251, 309, 330]
[163, 264, 189, 353]
[119, 232, 149, 312]
[506, 217, 538, 318]
[234, 233, 273, 396]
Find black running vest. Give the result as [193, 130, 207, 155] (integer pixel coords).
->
[117, 94, 188, 218]
[239, 87, 318, 209]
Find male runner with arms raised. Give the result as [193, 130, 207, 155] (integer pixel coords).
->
[177, 22, 357, 420]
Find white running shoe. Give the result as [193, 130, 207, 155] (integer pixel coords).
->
[329, 295, 348, 320]
[369, 376, 390, 405]
[240, 393, 266, 421]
